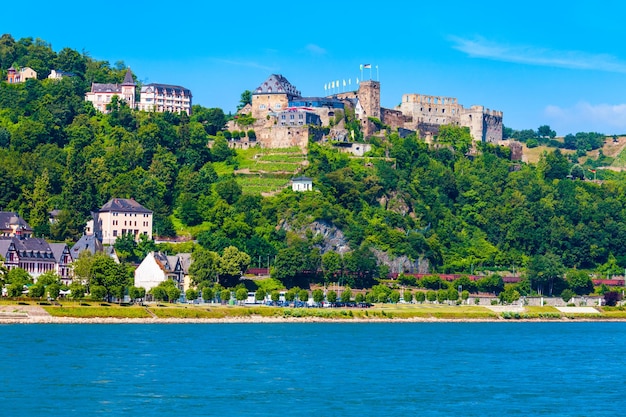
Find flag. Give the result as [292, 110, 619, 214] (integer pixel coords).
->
[331, 81, 335, 89]
[356, 77, 359, 84]
[589, 169, 597, 173]
[363, 64, 371, 69]
[336, 80, 339, 88]
[348, 79, 351, 85]
[324, 83, 327, 91]
[343, 80, 346, 87]
[359, 64, 363, 71]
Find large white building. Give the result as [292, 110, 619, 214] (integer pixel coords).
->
[93, 198, 153, 245]
[85, 68, 135, 113]
[138, 83, 192, 115]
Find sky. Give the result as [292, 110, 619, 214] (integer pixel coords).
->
[5, 0, 626, 135]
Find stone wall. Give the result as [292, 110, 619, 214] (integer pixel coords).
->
[257, 125, 310, 150]
[251, 93, 289, 119]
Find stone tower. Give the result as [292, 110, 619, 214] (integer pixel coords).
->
[121, 68, 136, 109]
[357, 80, 381, 137]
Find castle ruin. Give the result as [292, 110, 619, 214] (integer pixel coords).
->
[228, 74, 504, 150]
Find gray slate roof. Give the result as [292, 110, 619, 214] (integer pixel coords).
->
[49, 243, 70, 262]
[70, 234, 103, 258]
[1, 237, 54, 260]
[254, 74, 301, 98]
[0, 211, 32, 233]
[141, 83, 191, 96]
[123, 68, 135, 85]
[99, 198, 152, 213]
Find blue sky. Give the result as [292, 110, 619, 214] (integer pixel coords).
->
[6, 1, 626, 135]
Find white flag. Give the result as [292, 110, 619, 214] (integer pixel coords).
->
[332, 81, 335, 89]
[356, 77, 359, 84]
[336, 80, 339, 88]
[324, 83, 327, 91]
[343, 80, 346, 87]
[348, 79, 351, 85]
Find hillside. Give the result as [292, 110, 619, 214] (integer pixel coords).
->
[2, 34, 626, 300]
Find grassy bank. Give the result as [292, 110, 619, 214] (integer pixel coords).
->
[25, 301, 624, 321]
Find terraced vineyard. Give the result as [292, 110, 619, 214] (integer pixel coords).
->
[213, 147, 308, 195]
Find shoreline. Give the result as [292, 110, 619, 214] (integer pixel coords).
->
[3, 315, 626, 325]
[2, 304, 625, 324]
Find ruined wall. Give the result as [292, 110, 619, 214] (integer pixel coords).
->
[381, 108, 406, 130]
[257, 125, 310, 150]
[397, 94, 461, 130]
[396, 93, 503, 143]
[459, 106, 503, 143]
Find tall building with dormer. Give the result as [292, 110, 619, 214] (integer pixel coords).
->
[85, 68, 136, 113]
[92, 198, 153, 245]
[138, 83, 192, 115]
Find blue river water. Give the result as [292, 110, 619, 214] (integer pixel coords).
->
[1, 322, 624, 416]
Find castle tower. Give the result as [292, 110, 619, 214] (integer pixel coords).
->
[121, 68, 136, 109]
[356, 80, 381, 137]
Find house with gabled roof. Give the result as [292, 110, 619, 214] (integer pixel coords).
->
[134, 251, 191, 293]
[7, 66, 37, 83]
[0, 237, 72, 282]
[291, 176, 313, 192]
[85, 68, 135, 113]
[93, 198, 153, 245]
[0, 211, 33, 238]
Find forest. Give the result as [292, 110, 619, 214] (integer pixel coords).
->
[2, 33, 626, 301]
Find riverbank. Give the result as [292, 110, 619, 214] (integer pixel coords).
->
[2, 302, 626, 324]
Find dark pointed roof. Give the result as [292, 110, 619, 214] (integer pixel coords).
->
[70, 234, 103, 258]
[99, 198, 152, 213]
[122, 68, 135, 85]
[254, 74, 301, 98]
[0, 211, 33, 233]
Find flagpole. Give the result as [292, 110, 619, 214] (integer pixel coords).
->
[376, 65, 379, 81]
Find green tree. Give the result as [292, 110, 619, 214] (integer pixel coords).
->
[327, 290, 337, 303]
[237, 90, 252, 111]
[218, 246, 251, 287]
[69, 282, 85, 300]
[47, 283, 61, 299]
[561, 288, 575, 303]
[235, 287, 248, 304]
[255, 288, 266, 303]
[312, 289, 324, 304]
[321, 251, 342, 283]
[189, 248, 219, 285]
[129, 286, 146, 302]
[220, 289, 231, 304]
[436, 125, 472, 155]
[340, 287, 352, 303]
[389, 290, 401, 304]
[566, 270, 594, 296]
[527, 253, 565, 296]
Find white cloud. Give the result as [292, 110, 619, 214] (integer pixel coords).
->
[449, 36, 626, 73]
[544, 102, 626, 133]
[305, 44, 327, 55]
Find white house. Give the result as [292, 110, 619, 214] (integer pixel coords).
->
[291, 176, 313, 192]
[93, 198, 153, 245]
[134, 251, 191, 293]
